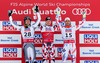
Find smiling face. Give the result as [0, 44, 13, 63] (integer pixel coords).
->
[25, 20, 31, 26]
[24, 16, 31, 27]
[45, 16, 52, 26]
[45, 20, 52, 26]
[64, 17, 71, 27]
[65, 20, 71, 26]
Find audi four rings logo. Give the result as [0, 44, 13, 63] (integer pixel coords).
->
[72, 8, 91, 15]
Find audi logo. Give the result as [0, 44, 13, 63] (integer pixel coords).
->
[72, 8, 91, 15]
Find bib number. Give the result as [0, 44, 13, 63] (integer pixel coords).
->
[66, 33, 72, 38]
[24, 32, 31, 37]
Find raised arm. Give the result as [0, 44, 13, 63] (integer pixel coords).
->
[75, 11, 86, 31]
[55, 7, 63, 30]
[8, 10, 21, 29]
[32, 6, 41, 28]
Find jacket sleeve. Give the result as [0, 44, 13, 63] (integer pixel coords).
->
[9, 16, 22, 29]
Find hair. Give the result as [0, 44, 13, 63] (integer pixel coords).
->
[64, 17, 71, 21]
[45, 16, 51, 21]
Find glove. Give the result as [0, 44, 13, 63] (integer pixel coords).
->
[32, 5, 39, 13]
[82, 11, 86, 19]
[55, 7, 62, 21]
[8, 10, 13, 17]
[55, 7, 61, 20]
[55, 7, 61, 16]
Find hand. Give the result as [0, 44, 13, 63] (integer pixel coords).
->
[82, 11, 86, 19]
[8, 10, 13, 17]
[32, 5, 39, 13]
[56, 7, 61, 14]
[55, 7, 61, 18]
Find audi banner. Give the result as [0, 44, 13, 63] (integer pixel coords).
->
[0, 0, 100, 21]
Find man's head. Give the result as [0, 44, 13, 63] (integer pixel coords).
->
[64, 17, 71, 26]
[45, 16, 52, 26]
[24, 16, 31, 27]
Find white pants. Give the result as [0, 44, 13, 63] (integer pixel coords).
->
[23, 43, 36, 63]
[62, 43, 76, 63]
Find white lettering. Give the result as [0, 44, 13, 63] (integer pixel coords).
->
[12, 9, 66, 15]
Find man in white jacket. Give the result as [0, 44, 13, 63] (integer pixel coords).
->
[8, 6, 41, 63]
[55, 7, 86, 63]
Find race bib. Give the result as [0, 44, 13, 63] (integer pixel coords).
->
[24, 31, 32, 38]
[65, 32, 72, 38]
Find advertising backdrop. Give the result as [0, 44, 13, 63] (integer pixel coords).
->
[0, 0, 100, 63]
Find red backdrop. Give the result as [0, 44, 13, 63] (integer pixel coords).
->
[0, 0, 100, 63]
